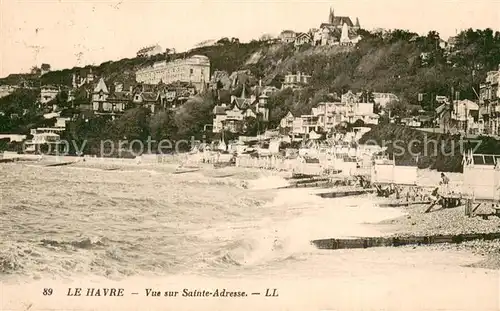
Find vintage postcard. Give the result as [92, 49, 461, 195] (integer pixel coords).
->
[1, 0, 500, 310]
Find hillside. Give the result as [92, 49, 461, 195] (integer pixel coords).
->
[3, 28, 499, 104]
[1, 28, 499, 155]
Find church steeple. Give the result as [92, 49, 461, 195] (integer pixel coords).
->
[329, 7, 334, 24]
[355, 17, 360, 28]
[240, 81, 246, 98]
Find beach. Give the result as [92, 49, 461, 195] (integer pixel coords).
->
[1, 160, 500, 311]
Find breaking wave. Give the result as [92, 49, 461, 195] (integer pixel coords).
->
[1, 162, 400, 281]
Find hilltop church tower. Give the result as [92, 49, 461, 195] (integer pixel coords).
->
[328, 7, 334, 24]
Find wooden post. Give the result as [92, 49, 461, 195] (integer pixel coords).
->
[425, 198, 439, 213]
[465, 199, 472, 217]
[471, 202, 482, 216]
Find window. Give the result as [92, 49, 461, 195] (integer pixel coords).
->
[485, 155, 495, 165]
[473, 155, 485, 165]
[190, 69, 194, 75]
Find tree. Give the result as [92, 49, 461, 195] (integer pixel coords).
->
[61, 115, 113, 155]
[216, 37, 230, 45]
[359, 90, 375, 103]
[243, 116, 259, 136]
[149, 110, 177, 142]
[385, 99, 409, 118]
[111, 107, 151, 142]
[259, 34, 273, 41]
[55, 90, 70, 110]
[174, 95, 215, 140]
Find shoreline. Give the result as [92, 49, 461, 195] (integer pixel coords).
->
[2, 163, 500, 310]
[369, 199, 500, 269]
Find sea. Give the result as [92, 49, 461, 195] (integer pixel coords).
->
[1, 163, 498, 311]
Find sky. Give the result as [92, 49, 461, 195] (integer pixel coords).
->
[0, 0, 499, 78]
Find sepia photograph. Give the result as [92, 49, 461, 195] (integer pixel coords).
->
[1, 0, 500, 310]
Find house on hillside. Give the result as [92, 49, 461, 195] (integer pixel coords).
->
[341, 90, 358, 103]
[40, 64, 51, 76]
[212, 85, 270, 134]
[92, 78, 127, 116]
[452, 99, 479, 134]
[40, 85, 60, 105]
[132, 90, 160, 113]
[277, 7, 360, 46]
[294, 32, 313, 47]
[91, 79, 193, 115]
[279, 30, 297, 44]
[261, 86, 280, 97]
[72, 68, 95, 88]
[282, 72, 311, 90]
[316, 8, 361, 46]
[156, 81, 196, 109]
[435, 95, 449, 104]
[479, 65, 500, 135]
[284, 90, 379, 137]
[435, 99, 479, 134]
[372, 92, 399, 108]
[280, 111, 295, 133]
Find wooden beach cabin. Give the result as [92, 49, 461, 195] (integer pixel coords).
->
[370, 157, 418, 186]
[462, 151, 500, 217]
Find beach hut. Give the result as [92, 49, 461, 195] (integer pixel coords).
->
[462, 151, 500, 201]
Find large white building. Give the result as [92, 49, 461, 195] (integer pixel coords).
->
[135, 55, 210, 92]
[280, 91, 380, 136]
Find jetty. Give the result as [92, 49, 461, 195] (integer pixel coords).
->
[316, 188, 376, 199]
[45, 161, 77, 167]
[173, 168, 200, 175]
[0, 158, 17, 163]
[311, 232, 500, 250]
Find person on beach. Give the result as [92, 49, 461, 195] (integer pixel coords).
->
[440, 172, 449, 185]
[440, 172, 450, 193]
[429, 187, 439, 202]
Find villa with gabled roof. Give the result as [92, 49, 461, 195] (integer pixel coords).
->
[212, 83, 270, 133]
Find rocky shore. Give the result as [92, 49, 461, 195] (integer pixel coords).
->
[399, 241, 500, 269]
[380, 203, 500, 236]
[375, 200, 500, 269]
